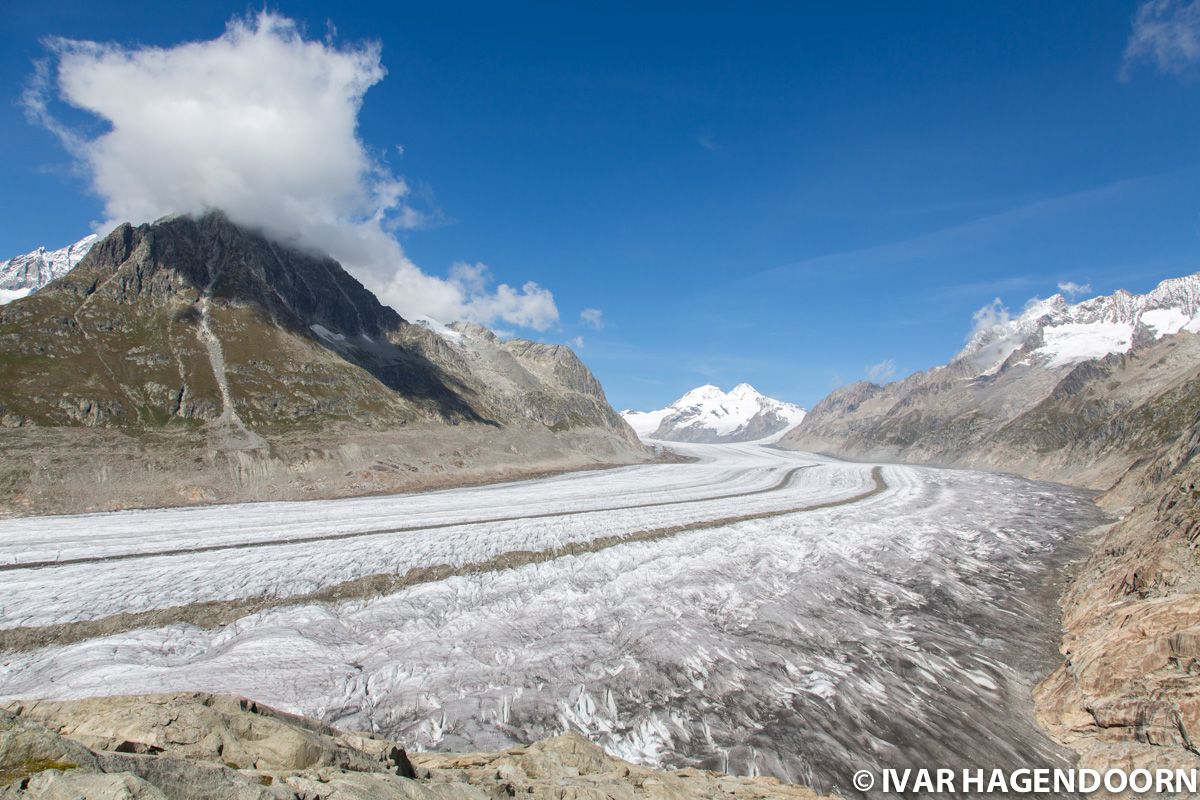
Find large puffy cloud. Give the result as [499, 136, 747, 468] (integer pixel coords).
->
[24, 12, 558, 330]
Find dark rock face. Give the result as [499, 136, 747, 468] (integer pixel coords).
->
[55, 214, 399, 337]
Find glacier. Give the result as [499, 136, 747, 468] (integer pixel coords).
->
[0, 442, 1104, 797]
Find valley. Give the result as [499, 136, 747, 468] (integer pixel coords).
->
[0, 441, 1104, 797]
[3, 6, 1199, 797]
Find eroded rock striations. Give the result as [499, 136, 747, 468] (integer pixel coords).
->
[0, 212, 646, 516]
[1034, 417, 1200, 776]
[779, 277, 1200, 775]
[0, 693, 828, 799]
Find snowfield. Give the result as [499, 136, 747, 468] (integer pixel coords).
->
[0, 443, 1104, 797]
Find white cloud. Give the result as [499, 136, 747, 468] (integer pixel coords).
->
[865, 359, 897, 383]
[1056, 280, 1092, 299]
[580, 308, 605, 330]
[24, 12, 558, 330]
[961, 296, 1054, 372]
[969, 298, 1013, 340]
[571, 336, 585, 349]
[1122, 0, 1200, 78]
[442, 262, 558, 331]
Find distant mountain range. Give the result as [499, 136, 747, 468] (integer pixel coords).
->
[0, 212, 645, 515]
[622, 383, 806, 443]
[783, 273, 1200, 489]
[0, 234, 98, 304]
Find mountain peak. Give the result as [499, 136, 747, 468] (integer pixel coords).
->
[679, 384, 724, 402]
[622, 383, 805, 444]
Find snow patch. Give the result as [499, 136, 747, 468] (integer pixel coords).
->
[1035, 322, 1132, 368]
[310, 324, 346, 343]
[413, 315, 463, 341]
[1141, 308, 1191, 338]
[0, 288, 33, 305]
[621, 408, 671, 438]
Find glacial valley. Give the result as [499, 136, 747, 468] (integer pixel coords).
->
[0, 441, 1104, 797]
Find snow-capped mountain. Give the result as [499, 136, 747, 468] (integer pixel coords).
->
[783, 270, 1200, 485]
[0, 234, 99, 304]
[956, 273, 1200, 375]
[622, 383, 806, 443]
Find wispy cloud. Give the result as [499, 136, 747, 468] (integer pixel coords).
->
[969, 298, 1013, 340]
[580, 308, 605, 330]
[696, 132, 718, 152]
[931, 275, 1040, 301]
[1122, 0, 1200, 79]
[1056, 280, 1093, 299]
[865, 359, 897, 383]
[760, 173, 1159, 281]
[571, 336, 585, 349]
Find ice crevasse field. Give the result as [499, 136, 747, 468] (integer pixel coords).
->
[0, 441, 1104, 797]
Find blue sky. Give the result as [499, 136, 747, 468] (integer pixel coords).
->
[2, 1, 1199, 411]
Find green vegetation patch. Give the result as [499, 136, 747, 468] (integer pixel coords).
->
[0, 758, 78, 786]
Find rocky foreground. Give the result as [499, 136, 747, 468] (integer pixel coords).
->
[0, 693, 827, 800]
[1034, 417, 1200, 776]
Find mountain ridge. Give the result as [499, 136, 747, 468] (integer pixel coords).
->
[782, 272, 1200, 489]
[955, 273, 1200, 377]
[0, 211, 646, 516]
[0, 234, 98, 305]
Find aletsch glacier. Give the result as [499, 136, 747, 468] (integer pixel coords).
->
[0, 441, 1104, 797]
[11, 230, 1197, 796]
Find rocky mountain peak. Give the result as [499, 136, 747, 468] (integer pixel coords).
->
[0, 211, 642, 460]
[449, 321, 500, 343]
[69, 212, 405, 341]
